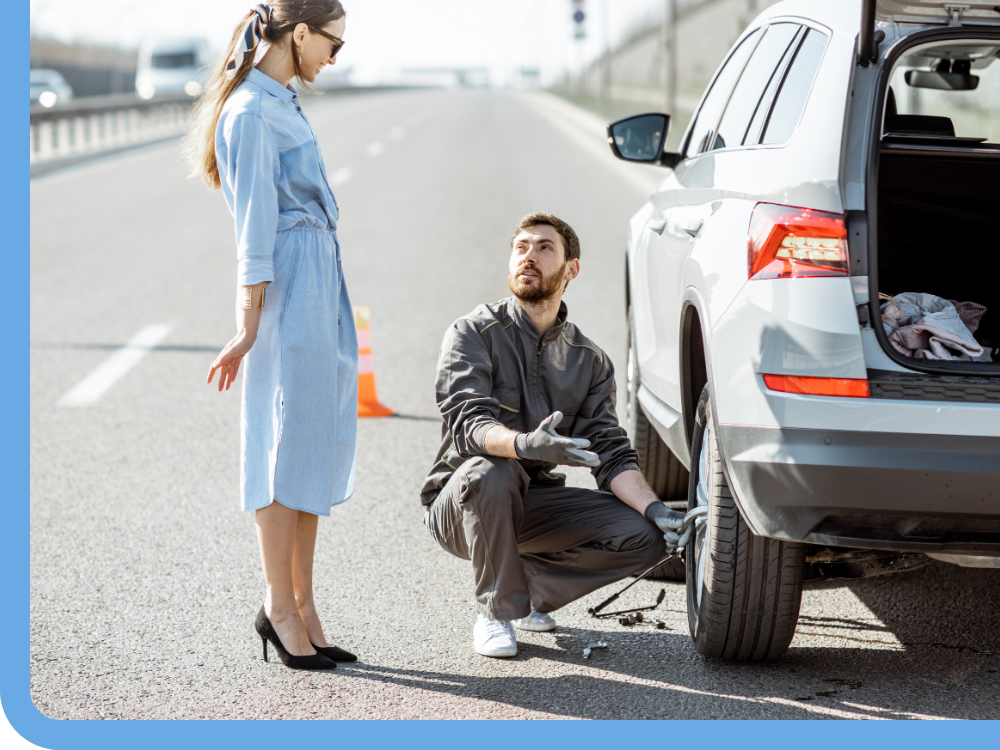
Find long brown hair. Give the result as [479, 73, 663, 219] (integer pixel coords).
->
[185, 0, 346, 189]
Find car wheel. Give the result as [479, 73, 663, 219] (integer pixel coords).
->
[626, 306, 687, 581]
[686, 384, 804, 660]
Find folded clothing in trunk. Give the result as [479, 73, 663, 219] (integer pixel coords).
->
[881, 292, 986, 361]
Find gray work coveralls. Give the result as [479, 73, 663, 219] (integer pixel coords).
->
[421, 297, 665, 621]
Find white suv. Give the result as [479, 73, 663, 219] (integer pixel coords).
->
[608, 0, 1000, 661]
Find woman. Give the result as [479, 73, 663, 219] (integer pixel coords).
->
[186, 1, 357, 671]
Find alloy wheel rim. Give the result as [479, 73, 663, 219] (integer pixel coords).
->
[625, 323, 636, 435]
[693, 423, 710, 612]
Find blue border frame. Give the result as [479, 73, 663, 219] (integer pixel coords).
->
[9, 2, 996, 746]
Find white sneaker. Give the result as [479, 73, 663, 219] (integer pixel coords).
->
[512, 607, 556, 632]
[473, 614, 518, 657]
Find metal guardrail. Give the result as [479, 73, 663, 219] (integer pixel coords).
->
[29, 93, 195, 166]
[29, 86, 414, 174]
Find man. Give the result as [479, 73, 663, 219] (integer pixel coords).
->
[420, 213, 687, 658]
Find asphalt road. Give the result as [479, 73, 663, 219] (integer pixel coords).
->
[30, 87, 999, 720]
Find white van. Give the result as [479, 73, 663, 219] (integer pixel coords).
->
[136, 37, 211, 99]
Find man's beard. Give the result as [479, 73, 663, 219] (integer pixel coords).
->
[508, 263, 566, 303]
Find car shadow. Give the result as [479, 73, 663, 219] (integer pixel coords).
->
[806, 559, 1000, 656]
[331, 562, 998, 720]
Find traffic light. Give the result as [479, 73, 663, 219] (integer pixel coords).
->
[572, 0, 586, 40]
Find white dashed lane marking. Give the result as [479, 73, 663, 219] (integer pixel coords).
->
[332, 120, 421, 186]
[57, 324, 172, 407]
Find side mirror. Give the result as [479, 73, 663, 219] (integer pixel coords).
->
[607, 113, 681, 168]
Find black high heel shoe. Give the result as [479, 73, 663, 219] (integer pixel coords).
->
[311, 643, 357, 662]
[255, 607, 337, 670]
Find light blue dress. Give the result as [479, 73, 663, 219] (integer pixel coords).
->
[215, 68, 358, 516]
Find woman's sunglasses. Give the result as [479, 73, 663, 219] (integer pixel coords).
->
[309, 26, 345, 60]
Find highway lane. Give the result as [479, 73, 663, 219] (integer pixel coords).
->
[29, 87, 999, 720]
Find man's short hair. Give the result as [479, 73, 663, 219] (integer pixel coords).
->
[510, 212, 581, 263]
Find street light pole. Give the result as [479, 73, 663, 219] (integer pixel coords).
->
[602, 0, 611, 106]
[666, 0, 676, 115]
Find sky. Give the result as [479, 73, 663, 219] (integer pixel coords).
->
[29, 0, 677, 86]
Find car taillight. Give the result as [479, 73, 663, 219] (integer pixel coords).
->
[748, 203, 848, 280]
[763, 374, 869, 398]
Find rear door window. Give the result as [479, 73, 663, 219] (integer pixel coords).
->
[683, 28, 763, 157]
[713, 23, 802, 150]
[761, 28, 829, 145]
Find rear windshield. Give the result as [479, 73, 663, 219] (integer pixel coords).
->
[885, 41, 1000, 143]
[151, 52, 197, 69]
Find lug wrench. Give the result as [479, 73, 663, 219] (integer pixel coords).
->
[587, 506, 708, 617]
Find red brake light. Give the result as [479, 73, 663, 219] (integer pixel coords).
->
[748, 203, 849, 280]
[763, 374, 869, 398]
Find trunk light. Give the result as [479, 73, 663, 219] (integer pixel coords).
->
[748, 203, 849, 280]
[763, 374, 870, 398]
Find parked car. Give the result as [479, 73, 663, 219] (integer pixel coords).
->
[30, 69, 73, 108]
[136, 37, 211, 99]
[608, 0, 1000, 661]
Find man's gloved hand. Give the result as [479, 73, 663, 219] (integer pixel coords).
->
[514, 411, 601, 468]
[645, 500, 693, 549]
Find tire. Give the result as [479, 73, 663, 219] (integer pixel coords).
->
[626, 307, 688, 581]
[686, 385, 804, 661]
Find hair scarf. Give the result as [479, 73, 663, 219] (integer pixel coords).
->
[225, 4, 272, 80]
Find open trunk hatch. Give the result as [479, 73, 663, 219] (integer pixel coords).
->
[860, 2, 1000, 65]
[876, 2, 1000, 27]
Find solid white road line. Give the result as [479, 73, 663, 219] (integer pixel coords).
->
[389, 126, 406, 141]
[365, 141, 385, 158]
[56, 324, 172, 407]
[329, 167, 353, 187]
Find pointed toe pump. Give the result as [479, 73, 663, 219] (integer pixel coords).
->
[311, 643, 358, 663]
[255, 607, 337, 670]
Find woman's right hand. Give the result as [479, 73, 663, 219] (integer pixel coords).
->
[207, 329, 256, 392]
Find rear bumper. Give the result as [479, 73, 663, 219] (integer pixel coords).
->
[718, 425, 1000, 553]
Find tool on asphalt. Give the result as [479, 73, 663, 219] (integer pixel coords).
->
[598, 589, 666, 620]
[354, 307, 394, 417]
[582, 641, 608, 659]
[514, 411, 601, 467]
[588, 506, 708, 618]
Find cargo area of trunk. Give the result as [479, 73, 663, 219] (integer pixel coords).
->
[875, 149, 1000, 366]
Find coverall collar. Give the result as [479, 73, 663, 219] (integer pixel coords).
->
[506, 296, 568, 344]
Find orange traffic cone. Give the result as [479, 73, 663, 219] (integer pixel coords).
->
[354, 307, 394, 418]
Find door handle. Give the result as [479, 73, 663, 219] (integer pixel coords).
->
[682, 219, 704, 238]
[648, 219, 666, 235]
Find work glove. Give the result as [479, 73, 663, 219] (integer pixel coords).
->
[645, 501, 693, 549]
[514, 411, 601, 468]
